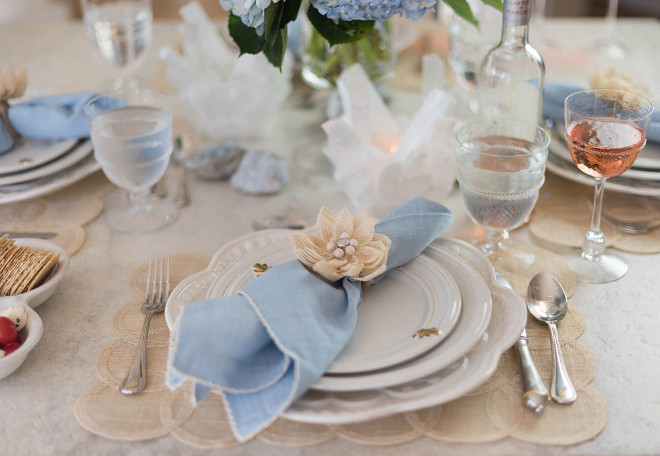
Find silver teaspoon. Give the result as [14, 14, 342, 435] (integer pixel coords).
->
[526, 272, 577, 404]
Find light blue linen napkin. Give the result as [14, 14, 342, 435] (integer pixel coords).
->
[0, 92, 97, 155]
[167, 197, 453, 441]
[544, 81, 659, 143]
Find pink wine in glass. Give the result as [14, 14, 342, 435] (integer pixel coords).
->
[565, 119, 646, 178]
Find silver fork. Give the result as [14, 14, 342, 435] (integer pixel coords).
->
[600, 211, 660, 234]
[120, 257, 170, 395]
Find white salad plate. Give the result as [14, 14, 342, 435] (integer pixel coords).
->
[312, 242, 492, 392]
[0, 138, 78, 175]
[0, 140, 93, 186]
[209, 240, 462, 375]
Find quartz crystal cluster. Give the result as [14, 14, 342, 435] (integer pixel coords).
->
[321, 63, 457, 217]
[160, 1, 292, 140]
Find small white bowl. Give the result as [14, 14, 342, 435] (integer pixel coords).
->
[0, 303, 43, 380]
[0, 238, 70, 308]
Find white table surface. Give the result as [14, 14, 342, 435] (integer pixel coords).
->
[1, 17, 659, 456]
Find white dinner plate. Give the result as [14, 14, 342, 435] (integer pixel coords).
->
[0, 152, 101, 205]
[0, 138, 78, 175]
[312, 243, 492, 392]
[165, 231, 524, 424]
[209, 241, 462, 375]
[0, 140, 93, 186]
[546, 148, 660, 197]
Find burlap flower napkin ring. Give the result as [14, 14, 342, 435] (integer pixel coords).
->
[291, 207, 391, 290]
[0, 65, 27, 141]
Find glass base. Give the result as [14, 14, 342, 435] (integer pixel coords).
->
[593, 39, 628, 61]
[560, 251, 628, 283]
[103, 190, 178, 234]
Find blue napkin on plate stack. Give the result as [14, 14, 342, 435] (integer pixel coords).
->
[167, 197, 453, 441]
[543, 81, 659, 143]
[0, 92, 97, 154]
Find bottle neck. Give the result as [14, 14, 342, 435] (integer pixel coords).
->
[501, 24, 529, 46]
[501, 0, 531, 46]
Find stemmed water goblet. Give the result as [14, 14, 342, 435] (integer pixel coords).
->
[563, 89, 653, 283]
[456, 119, 550, 255]
[593, 0, 627, 61]
[80, 0, 153, 89]
[85, 89, 178, 233]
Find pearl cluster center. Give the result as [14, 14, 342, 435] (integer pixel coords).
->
[327, 232, 359, 259]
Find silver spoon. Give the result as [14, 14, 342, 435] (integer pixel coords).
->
[526, 272, 577, 404]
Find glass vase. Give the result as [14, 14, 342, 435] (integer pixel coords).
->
[301, 19, 396, 90]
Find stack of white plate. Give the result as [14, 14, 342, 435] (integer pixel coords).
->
[0, 138, 100, 204]
[546, 125, 660, 197]
[165, 231, 527, 424]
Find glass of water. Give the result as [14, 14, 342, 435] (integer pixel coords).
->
[456, 119, 550, 254]
[81, 0, 153, 90]
[447, 3, 501, 113]
[85, 89, 177, 233]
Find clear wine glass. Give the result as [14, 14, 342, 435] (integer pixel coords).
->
[447, 4, 501, 113]
[456, 119, 550, 255]
[563, 89, 653, 282]
[593, 0, 627, 60]
[85, 89, 178, 233]
[81, 0, 153, 90]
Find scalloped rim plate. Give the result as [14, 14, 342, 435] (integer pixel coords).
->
[165, 233, 525, 424]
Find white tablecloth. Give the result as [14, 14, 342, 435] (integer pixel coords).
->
[0, 17, 659, 456]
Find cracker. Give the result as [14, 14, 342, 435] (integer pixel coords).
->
[0, 246, 24, 295]
[26, 253, 60, 292]
[10, 250, 46, 295]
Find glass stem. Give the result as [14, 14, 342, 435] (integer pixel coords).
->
[603, 0, 619, 39]
[127, 189, 153, 215]
[583, 177, 607, 262]
[483, 229, 510, 255]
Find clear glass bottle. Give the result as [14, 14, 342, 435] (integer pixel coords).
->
[478, 0, 545, 125]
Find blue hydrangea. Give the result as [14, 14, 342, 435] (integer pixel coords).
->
[310, 0, 435, 21]
[220, 0, 434, 35]
[220, 0, 280, 34]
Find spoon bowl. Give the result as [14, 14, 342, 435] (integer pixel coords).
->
[526, 272, 577, 404]
[527, 272, 569, 323]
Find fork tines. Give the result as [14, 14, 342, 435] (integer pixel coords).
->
[143, 257, 170, 310]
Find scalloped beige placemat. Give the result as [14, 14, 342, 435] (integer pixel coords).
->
[74, 251, 607, 449]
[530, 173, 660, 254]
[0, 172, 112, 255]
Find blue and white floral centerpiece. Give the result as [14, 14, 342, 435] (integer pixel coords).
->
[218, 0, 503, 68]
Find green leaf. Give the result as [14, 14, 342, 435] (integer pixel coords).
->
[306, 6, 375, 46]
[263, 28, 287, 69]
[264, 2, 283, 45]
[228, 14, 265, 55]
[264, 0, 302, 46]
[443, 0, 478, 27]
[479, 0, 503, 12]
[281, 0, 303, 25]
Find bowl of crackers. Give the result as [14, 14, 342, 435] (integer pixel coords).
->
[0, 235, 70, 308]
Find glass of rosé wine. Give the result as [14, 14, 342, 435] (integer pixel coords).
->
[563, 89, 653, 283]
